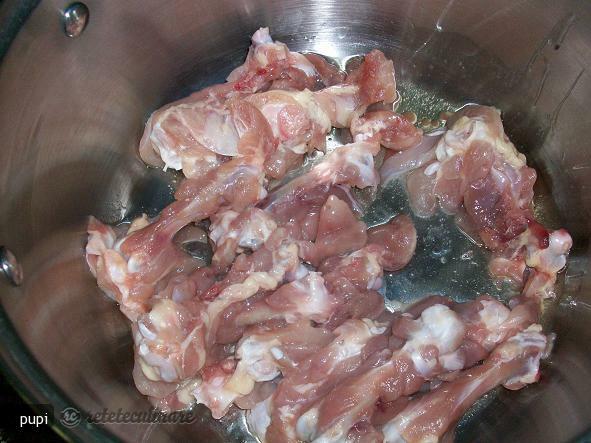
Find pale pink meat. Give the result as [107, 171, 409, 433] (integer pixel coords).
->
[401, 106, 540, 245]
[253, 49, 399, 179]
[315, 49, 397, 128]
[223, 272, 341, 334]
[380, 130, 444, 184]
[489, 222, 572, 299]
[402, 105, 572, 309]
[346, 49, 397, 106]
[132, 350, 179, 400]
[346, 422, 384, 443]
[430, 105, 537, 249]
[382, 325, 548, 443]
[367, 214, 417, 272]
[406, 165, 437, 218]
[215, 198, 393, 342]
[86, 216, 193, 320]
[262, 142, 381, 220]
[134, 298, 207, 383]
[227, 28, 325, 92]
[402, 295, 455, 318]
[221, 241, 391, 338]
[159, 266, 217, 303]
[320, 245, 386, 294]
[302, 195, 368, 266]
[89, 101, 275, 319]
[139, 30, 398, 181]
[314, 85, 364, 129]
[325, 290, 386, 331]
[203, 239, 302, 346]
[129, 224, 302, 389]
[264, 146, 305, 179]
[263, 183, 363, 245]
[259, 272, 340, 324]
[262, 319, 390, 443]
[303, 53, 346, 87]
[86, 216, 117, 277]
[351, 111, 423, 151]
[195, 321, 333, 419]
[296, 294, 543, 443]
[202, 140, 386, 309]
[235, 380, 278, 411]
[317, 245, 391, 329]
[297, 304, 465, 443]
[246, 89, 331, 156]
[209, 207, 278, 273]
[138, 46, 289, 177]
[139, 93, 238, 177]
[85, 29, 571, 443]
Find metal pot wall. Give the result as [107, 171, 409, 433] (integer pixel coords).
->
[0, 0, 590, 441]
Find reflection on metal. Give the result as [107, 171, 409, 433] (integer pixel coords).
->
[0, 246, 23, 286]
[62, 2, 89, 38]
[550, 67, 585, 130]
[180, 241, 213, 265]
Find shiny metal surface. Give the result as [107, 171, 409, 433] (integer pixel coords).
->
[0, 0, 590, 442]
[62, 2, 89, 38]
[0, 246, 23, 287]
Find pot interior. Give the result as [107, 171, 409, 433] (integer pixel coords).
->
[0, 0, 590, 442]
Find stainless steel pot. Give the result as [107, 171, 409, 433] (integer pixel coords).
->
[0, 0, 590, 441]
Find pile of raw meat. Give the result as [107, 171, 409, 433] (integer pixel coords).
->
[86, 28, 572, 442]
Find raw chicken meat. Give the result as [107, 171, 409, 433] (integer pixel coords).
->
[382, 325, 548, 443]
[395, 105, 572, 307]
[245, 89, 331, 156]
[398, 106, 540, 249]
[256, 50, 397, 179]
[315, 49, 396, 128]
[209, 207, 278, 272]
[367, 214, 417, 272]
[227, 28, 340, 92]
[123, 130, 403, 408]
[216, 271, 340, 343]
[380, 130, 444, 184]
[134, 231, 304, 408]
[346, 49, 397, 105]
[295, 296, 537, 443]
[296, 304, 463, 443]
[140, 33, 395, 180]
[256, 319, 390, 443]
[139, 91, 239, 177]
[85, 28, 572, 443]
[138, 60, 279, 177]
[195, 321, 333, 418]
[489, 222, 572, 300]
[90, 98, 278, 321]
[303, 53, 346, 88]
[351, 111, 423, 151]
[301, 195, 368, 266]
